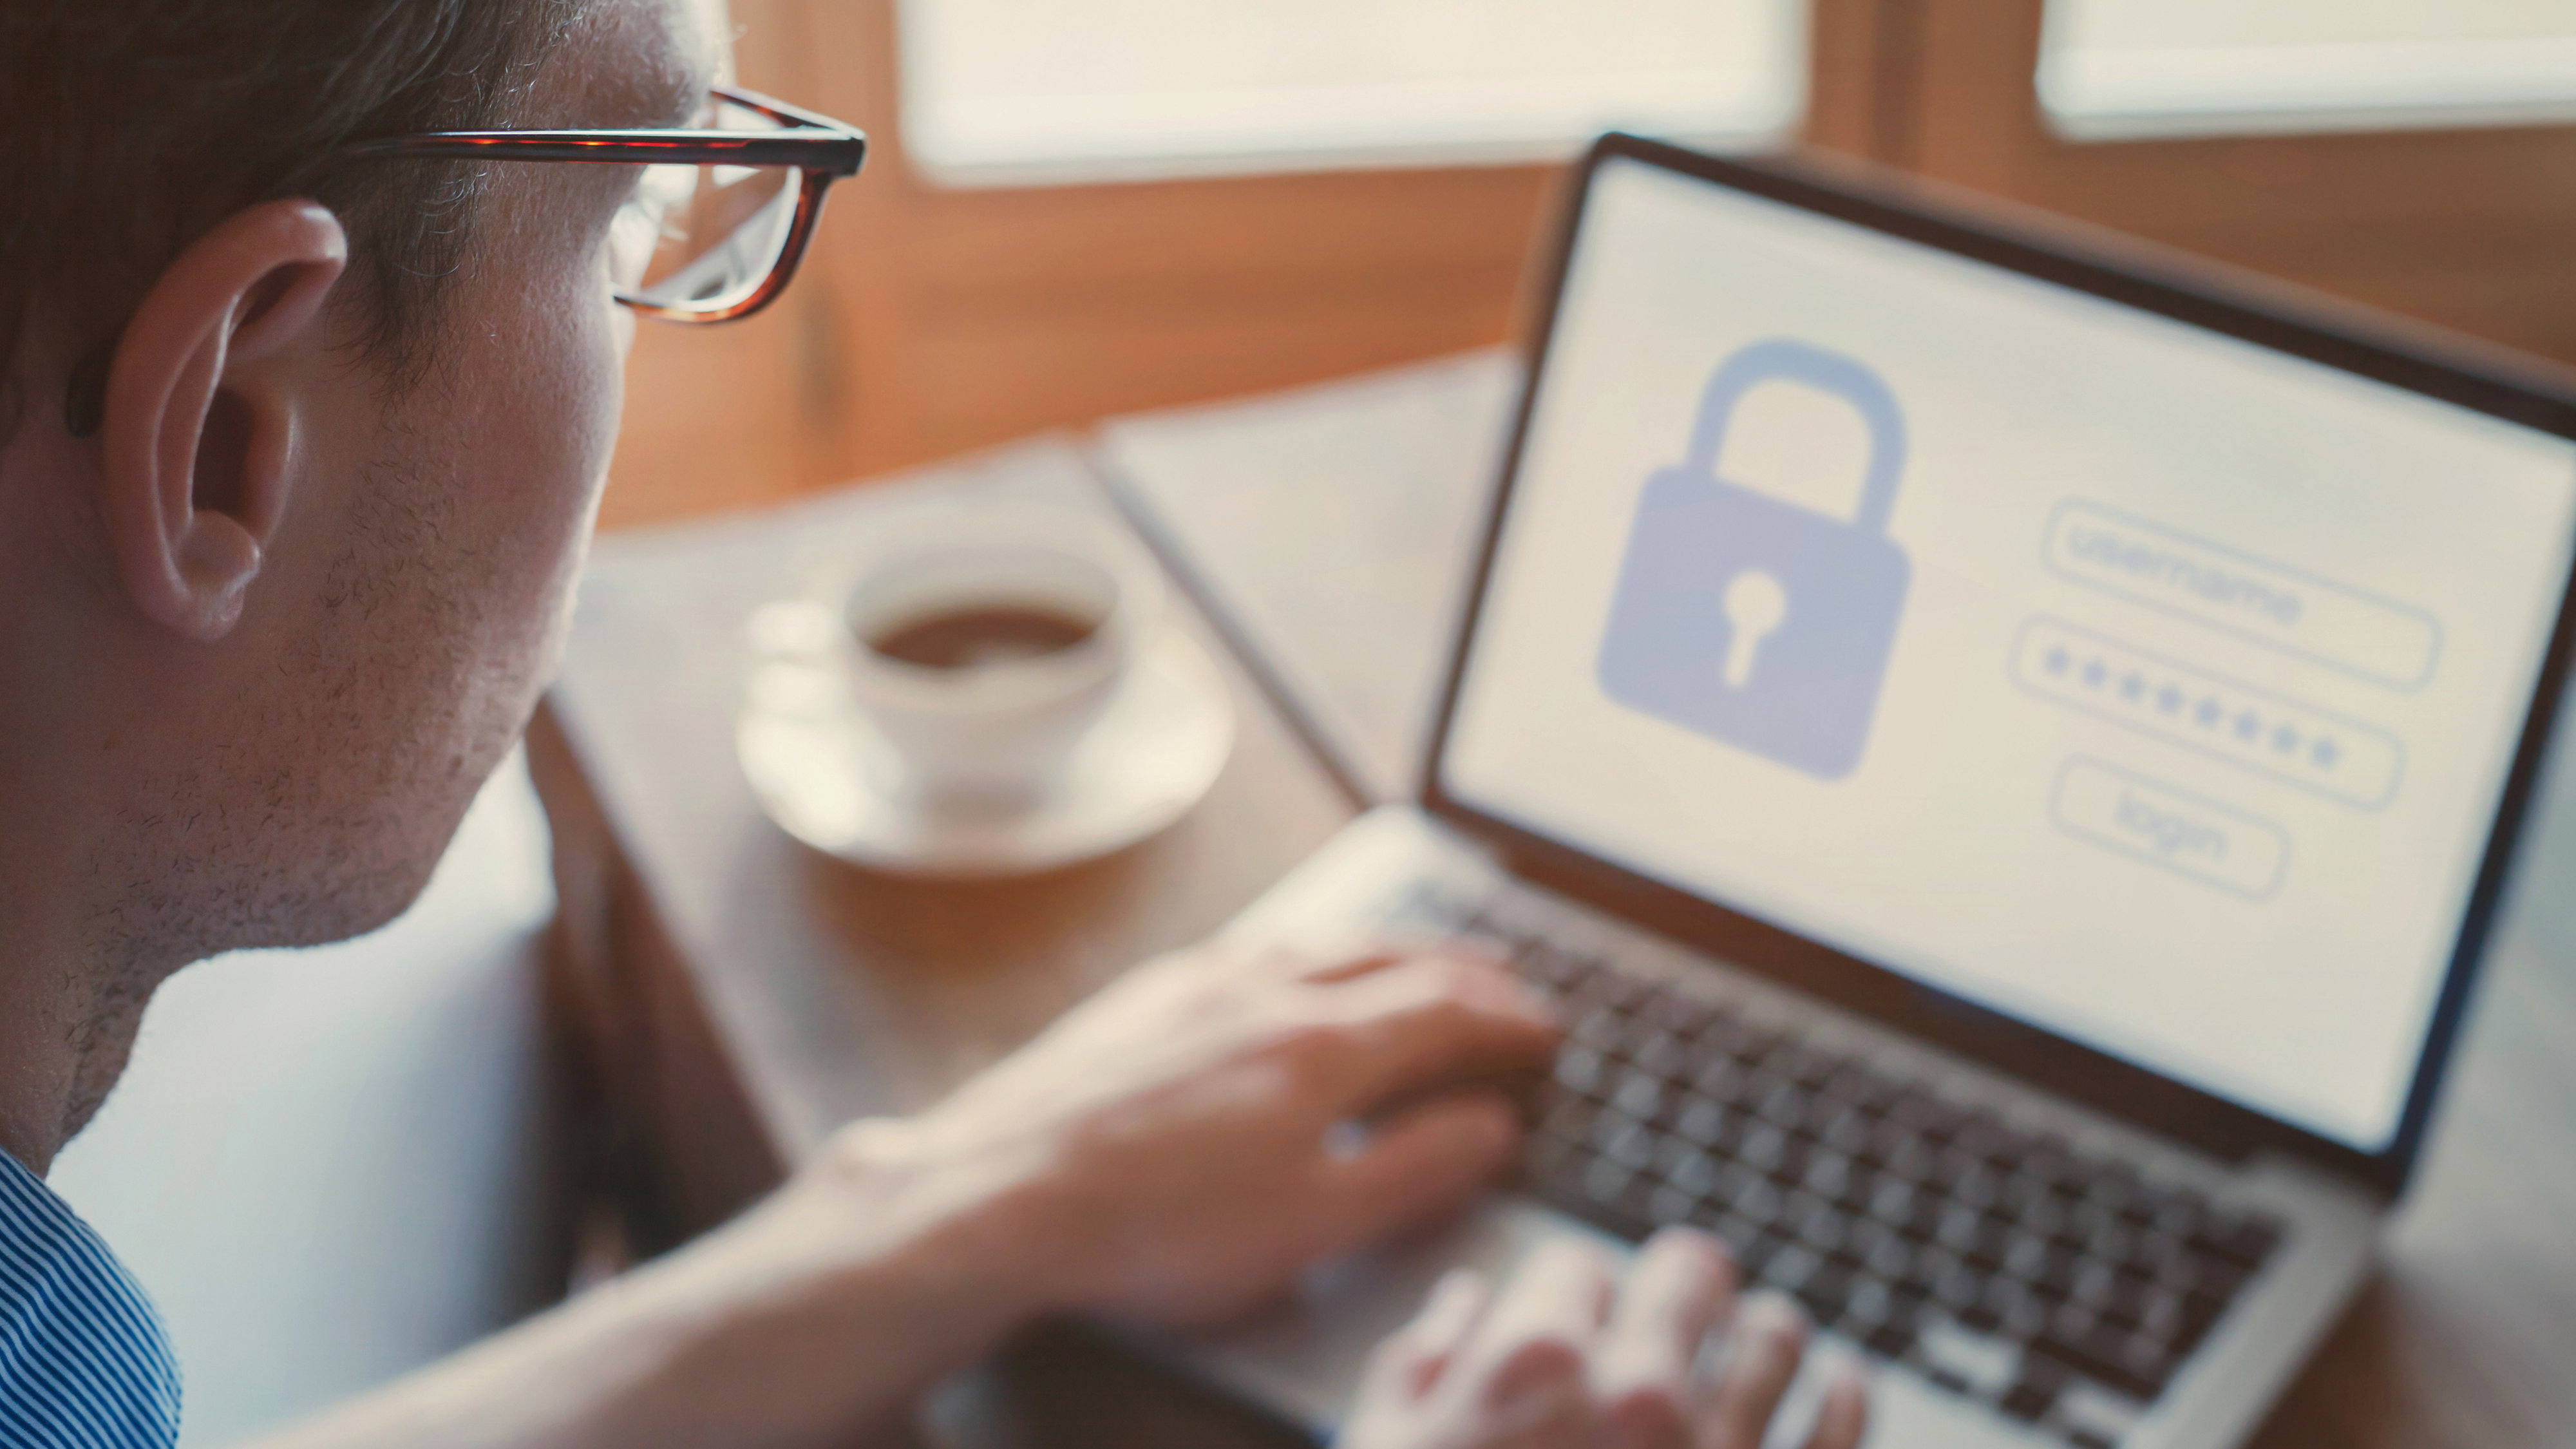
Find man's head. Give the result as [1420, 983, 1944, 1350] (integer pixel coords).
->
[0, 0, 723, 1137]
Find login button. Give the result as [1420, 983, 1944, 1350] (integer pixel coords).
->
[2052, 758, 2288, 900]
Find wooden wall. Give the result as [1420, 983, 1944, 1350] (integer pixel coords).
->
[601, 0, 2576, 530]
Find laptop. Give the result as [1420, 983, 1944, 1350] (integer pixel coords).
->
[1156, 134, 2576, 1449]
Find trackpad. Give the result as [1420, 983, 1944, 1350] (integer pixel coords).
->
[1163, 1198, 1628, 1433]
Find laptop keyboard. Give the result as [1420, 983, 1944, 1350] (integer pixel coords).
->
[1410, 891, 2285, 1448]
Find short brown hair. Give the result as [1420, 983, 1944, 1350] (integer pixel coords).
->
[0, 0, 588, 436]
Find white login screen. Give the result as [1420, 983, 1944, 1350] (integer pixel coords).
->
[1443, 156, 2576, 1151]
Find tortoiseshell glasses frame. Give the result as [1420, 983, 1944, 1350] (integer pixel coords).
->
[327, 84, 867, 323]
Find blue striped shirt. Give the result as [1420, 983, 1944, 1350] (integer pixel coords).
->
[0, 1150, 179, 1447]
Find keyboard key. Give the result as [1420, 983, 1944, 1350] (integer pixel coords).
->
[1819, 1064, 1897, 1113]
[1861, 1231, 1914, 1284]
[2033, 1317, 2173, 1401]
[1790, 1199, 1849, 1258]
[1803, 1150, 1858, 1200]
[1613, 1072, 1665, 1122]
[2135, 1285, 2185, 1343]
[2000, 1282, 2051, 1341]
[1727, 1174, 1786, 1227]
[1769, 1043, 1842, 1090]
[1631, 1030, 1689, 1079]
[1753, 1079, 1811, 1131]
[2183, 1255, 2253, 1305]
[1520, 944, 1600, 990]
[2006, 1182, 2068, 1240]
[2099, 1268, 2155, 1332]
[1579, 1156, 1631, 1200]
[1663, 1146, 1718, 1198]
[1865, 1175, 1916, 1223]
[1595, 1117, 1655, 1172]
[1647, 1183, 1698, 1227]
[1860, 1318, 1915, 1361]
[1740, 1122, 1793, 1173]
[1933, 1203, 1982, 1251]
[1694, 1013, 1763, 1061]
[1951, 1113, 2012, 1162]
[1764, 1244, 1821, 1294]
[1707, 1213, 1761, 1255]
[1692, 1057, 1752, 1103]
[1600, 973, 1656, 1013]
[1843, 1274, 1894, 1324]
[2189, 1213, 2283, 1270]
[1797, 1264, 1856, 1325]
[1884, 1137, 1940, 1186]
[1889, 1095, 1967, 1142]
[2006, 1232, 2076, 1294]
[2071, 1260, 2119, 1311]
[1735, 1231, 1787, 1278]
[1554, 1046, 1607, 1097]
[1673, 1096, 1731, 1149]
[1998, 1374, 2062, 1424]
[1570, 1007, 1629, 1055]
[1642, 990, 1717, 1037]
[2173, 1289, 2231, 1356]
[1814, 1104, 1873, 1157]
[2058, 1381, 2146, 1448]
[1924, 1253, 1980, 1312]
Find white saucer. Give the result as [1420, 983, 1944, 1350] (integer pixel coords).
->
[737, 624, 1236, 877]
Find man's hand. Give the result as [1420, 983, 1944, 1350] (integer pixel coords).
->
[245, 938, 1558, 1449]
[1340, 1229, 1870, 1449]
[845, 937, 1560, 1327]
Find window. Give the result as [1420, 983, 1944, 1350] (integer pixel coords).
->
[2040, 0, 2576, 140]
[897, 0, 1808, 185]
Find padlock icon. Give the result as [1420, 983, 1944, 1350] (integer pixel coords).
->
[1596, 337, 1911, 781]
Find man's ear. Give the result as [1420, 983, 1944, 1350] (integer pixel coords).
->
[98, 200, 349, 643]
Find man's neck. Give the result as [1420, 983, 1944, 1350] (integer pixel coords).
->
[0, 872, 126, 1175]
[0, 728, 164, 1177]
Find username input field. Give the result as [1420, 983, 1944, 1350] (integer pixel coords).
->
[2043, 500, 2441, 690]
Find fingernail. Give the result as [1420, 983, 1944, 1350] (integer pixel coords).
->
[1428, 1267, 1482, 1310]
[1743, 1292, 1807, 1342]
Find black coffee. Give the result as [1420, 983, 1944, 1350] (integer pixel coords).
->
[867, 605, 1099, 670]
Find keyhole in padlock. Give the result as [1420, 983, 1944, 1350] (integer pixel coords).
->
[1723, 569, 1788, 688]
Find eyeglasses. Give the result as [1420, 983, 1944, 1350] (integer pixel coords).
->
[325, 84, 866, 324]
[64, 86, 866, 435]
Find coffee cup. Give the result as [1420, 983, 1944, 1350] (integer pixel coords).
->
[831, 509, 1161, 808]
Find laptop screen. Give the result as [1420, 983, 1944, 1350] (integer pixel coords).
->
[1440, 153, 2576, 1154]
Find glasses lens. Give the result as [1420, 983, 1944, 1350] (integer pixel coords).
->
[609, 95, 802, 316]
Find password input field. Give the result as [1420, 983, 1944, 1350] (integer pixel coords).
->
[2011, 618, 2403, 809]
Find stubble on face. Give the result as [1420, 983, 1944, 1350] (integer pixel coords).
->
[61, 383, 524, 1137]
[58, 1, 692, 1137]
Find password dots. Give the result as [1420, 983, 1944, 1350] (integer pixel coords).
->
[2038, 644, 2345, 776]
[2016, 618, 2402, 809]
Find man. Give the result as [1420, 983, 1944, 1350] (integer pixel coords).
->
[0, 1, 1871, 1445]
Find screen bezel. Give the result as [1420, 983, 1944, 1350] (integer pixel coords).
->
[1422, 133, 2576, 1198]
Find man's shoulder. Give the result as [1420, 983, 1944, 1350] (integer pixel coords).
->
[0, 1151, 181, 1448]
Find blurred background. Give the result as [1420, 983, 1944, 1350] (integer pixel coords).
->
[612, 0, 2576, 525]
